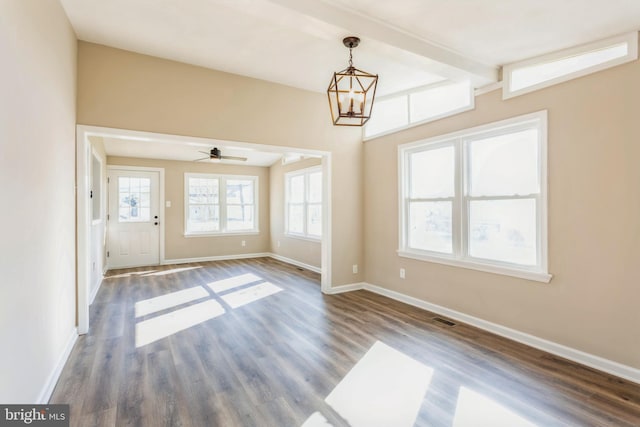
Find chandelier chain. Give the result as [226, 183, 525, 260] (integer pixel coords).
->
[348, 48, 353, 68]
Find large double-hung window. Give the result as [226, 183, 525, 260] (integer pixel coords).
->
[399, 111, 550, 282]
[285, 166, 322, 239]
[185, 173, 258, 235]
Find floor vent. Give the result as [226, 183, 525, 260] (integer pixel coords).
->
[433, 317, 456, 326]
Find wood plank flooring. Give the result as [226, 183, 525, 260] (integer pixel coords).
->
[50, 258, 640, 426]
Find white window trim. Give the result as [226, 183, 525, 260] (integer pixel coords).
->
[398, 110, 551, 283]
[363, 80, 475, 141]
[503, 32, 638, 99]
[184, 173, 259, 236]
[285, 166, 322, 240]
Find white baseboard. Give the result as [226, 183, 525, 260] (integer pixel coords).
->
[89, 276, 103, 305]
[362, 283, 640, 385]
[268, 253, 322, 274]
[324, 282, 365, 294]
[37, 328, 78, 404]
[162, 252, 271, 265]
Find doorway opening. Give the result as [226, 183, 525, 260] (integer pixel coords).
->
[76, 125, 332, 334]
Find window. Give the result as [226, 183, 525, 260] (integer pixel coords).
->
[285, 167, 322, 239]
[399, 111, 550, 282]
[364, 80, 474, 139]
[185, 173, 257, 235]
[503, 32, 638, 99]
[118, 176, 151, 222]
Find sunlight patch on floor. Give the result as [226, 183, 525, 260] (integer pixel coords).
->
[322, 341, 434, 427]
[301, 412, 333, 427]
[140, 266, 201, 276]
[207, 273, 263, 293]
[135, 299, 225, 347]
[134, 286, 210, 318]
[220, 282, 283, 309]
[452, 387, 538, 427]
[107, 270, 158, 279]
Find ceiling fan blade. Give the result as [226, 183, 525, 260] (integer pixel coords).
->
[193, 157, 211, 161]
[198, 151, 211, 156]
[221, 155, 248, 161]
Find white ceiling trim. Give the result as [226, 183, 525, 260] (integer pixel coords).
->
[268, 0, 499, 85]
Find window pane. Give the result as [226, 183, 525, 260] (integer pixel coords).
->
[288, 205, 304, 234]
[227, 179, 253, 204]
[410, 81, 471, 123]
[289, 175, 304, 203]
[469, 199, 537, 266]
[308, 172, 322, 203]
[408, 201, 452, 254]
[118, 177, 151, 223]
[307, 204, 322, 237]
[140, 192, 150, 208]
[187, 205, 219, 232]
[119, 177, 129, 192]
[130, 177, 140, 192]
[468, 129, 539, 197]
[364, 95, 409, 137]
[189, 178, 218, 204]
[410, 146, 455, 198]
[227, 205, 254, 231]
[510, 43, 628, 92]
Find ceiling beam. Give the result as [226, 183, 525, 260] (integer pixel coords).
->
[268, 0, 499, 85]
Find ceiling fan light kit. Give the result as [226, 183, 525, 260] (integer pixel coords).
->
[327, 36, 378, 127]
[194, 147, 247, 162]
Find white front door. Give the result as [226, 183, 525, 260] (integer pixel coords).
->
[107, 169, 160, 269]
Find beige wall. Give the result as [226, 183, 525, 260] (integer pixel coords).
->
[270, 158, 323, 268]
[108, 156, 271, 260]
[77, 42, 363, 286]
[0, 0, 77, 402]
[364, 59, 640, 368]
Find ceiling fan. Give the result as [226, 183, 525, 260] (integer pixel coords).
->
[194, 147, 247, 162]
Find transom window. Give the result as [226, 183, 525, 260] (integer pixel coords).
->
[185, 173, 258, 235]
[399, 111, 550, 282]
[285, 167, 322, 239]
[503, 32, 638, 99]
[364, 80, 474, 139]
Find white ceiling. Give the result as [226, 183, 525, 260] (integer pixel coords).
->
[101, 136, 286, 167]
[62, 0, 640, 162]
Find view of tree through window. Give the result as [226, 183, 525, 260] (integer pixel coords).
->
[285, 167, 322, 239]
[185, 174, 257, 235]
[399, 112, 548, 280]
[118, 176, 151, 222]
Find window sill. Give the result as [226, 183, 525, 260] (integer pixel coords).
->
[284, 233, 321, 243]
[397, 250, 552, 283]
[184, 230, 260, 238]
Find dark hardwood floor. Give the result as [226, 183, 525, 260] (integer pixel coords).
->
[50, 258, 640, 426]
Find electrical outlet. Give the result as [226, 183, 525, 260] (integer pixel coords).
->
[352, 264, 358, 274]
[277, 240, 281, 248]
[241, 240, 246, 247]
[400, 268, 405, 279]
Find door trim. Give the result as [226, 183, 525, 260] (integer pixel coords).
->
[106, 165, 166, 270]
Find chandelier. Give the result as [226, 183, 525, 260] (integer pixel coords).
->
[327, 36, 378, 126]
